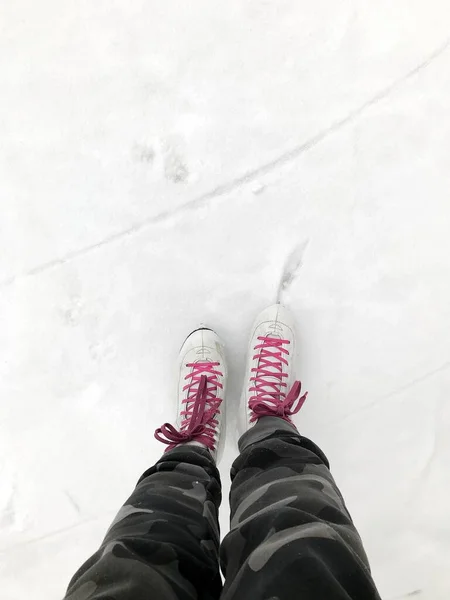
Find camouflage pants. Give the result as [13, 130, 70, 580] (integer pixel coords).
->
[64, 417, 381, 600]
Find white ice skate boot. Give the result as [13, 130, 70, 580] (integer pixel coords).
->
[238, 303, 307, 436]
[155, 327, 227, 462]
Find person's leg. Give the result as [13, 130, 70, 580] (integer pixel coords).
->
[220, 416, 381, 600]
[64, 326, 227, 600]
[64, 445, 222, 600]
[221, 303, 381, 599]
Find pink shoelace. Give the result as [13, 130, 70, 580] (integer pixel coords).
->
[249, 335, 307, 423]
[154, 361, 223, 452]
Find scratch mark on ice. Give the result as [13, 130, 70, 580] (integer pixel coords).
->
[276, 240, 310, 303]
[0, 485, 16, 529]
[0, 510, 116, 554]
[387, 589, 422, 600]
[374, 360, 450, 406]
[1, 35, 450, 290]
[328, 359, 450, 429]
[408, 394, 442, 494]
[65, 490, 81, 515]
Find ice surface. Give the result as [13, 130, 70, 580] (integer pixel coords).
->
[1, 2, 450, 599]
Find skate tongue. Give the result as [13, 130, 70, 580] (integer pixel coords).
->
[260, 370, 284, 397]
[181, 360, 218, 428]
[257, 333, 285, 400]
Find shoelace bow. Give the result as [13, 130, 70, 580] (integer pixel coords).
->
[249, 335, 307, 422]
[154, 361, 223, 452]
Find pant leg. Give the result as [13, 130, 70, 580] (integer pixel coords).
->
[220, 417, 381, 600]
[64, 445, 222, 600]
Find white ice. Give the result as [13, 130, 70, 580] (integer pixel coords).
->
[1, 2, 450, 599]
